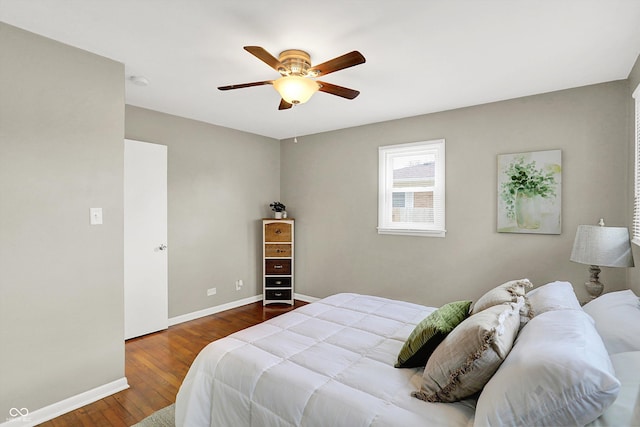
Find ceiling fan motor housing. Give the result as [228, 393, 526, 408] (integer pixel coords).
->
[277, 49, 316, 77]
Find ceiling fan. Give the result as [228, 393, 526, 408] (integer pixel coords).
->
[218, 46, 366, 110]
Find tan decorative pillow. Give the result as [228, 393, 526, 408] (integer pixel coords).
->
[471, 279, 532, 321]
[412, 301, 522, 403]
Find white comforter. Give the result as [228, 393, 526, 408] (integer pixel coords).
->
[175, 293, 476, 426]
[587, 351, 640, 427]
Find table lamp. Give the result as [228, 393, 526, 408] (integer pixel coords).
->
[570, 219, 634, 299]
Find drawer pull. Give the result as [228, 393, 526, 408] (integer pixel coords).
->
[274, 292, 283, 297]
[274, 265, 283, 269]
[275, 229, 282, 234]
[265, 278, 290, 287]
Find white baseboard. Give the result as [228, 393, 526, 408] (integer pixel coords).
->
[1, 377, 129, 427]
[294, 293, 320, 303]
[169, 293, 320, 326]
[169, 294, 263, 326]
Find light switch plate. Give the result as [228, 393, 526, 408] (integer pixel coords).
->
[90, 208, 103, 225]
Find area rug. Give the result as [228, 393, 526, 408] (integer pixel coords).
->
[133, 403, 175, 427]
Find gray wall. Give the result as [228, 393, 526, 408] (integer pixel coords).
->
[125, 106, 280, 317]
[0, 23, 125, 416]
[281, 81, 632, 306]
[628, 55, 640, 294]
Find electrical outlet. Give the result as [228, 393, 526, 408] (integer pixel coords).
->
[235, 279, 243, 291]
[207, 287, 216, 296]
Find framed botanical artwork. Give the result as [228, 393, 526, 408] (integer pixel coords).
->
[497, 149, 562, 234]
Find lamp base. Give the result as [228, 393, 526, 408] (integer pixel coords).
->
[584, 264, 604, 300]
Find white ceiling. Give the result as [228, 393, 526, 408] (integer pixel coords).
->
[2, 1, 639, 140]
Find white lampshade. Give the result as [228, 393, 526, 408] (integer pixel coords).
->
[273, 76, 320, 105]
[570, 225, 634, 267]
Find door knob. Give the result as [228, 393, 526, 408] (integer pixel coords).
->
[158, 244, 167, 251]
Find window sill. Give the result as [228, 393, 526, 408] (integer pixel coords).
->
[632, 237, 640, 247]
[377, 227, 446, 238]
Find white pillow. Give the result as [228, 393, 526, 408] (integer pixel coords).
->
[474, 309, 620, 427]
[526, 280, 582, 316]
[583, 290, 640, 354]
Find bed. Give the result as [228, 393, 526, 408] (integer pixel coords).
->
[175, 282, 640, 426]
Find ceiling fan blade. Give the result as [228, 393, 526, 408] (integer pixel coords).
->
[317, 81, 360, 99]
[309, 51, 365, 76]
[218, 80, 273, 91]
[244, 46, 285, 72]
[278, 99, 293, 110]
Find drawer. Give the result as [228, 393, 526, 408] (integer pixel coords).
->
[265, 277, 291, 288]
[265, 289, 292, 300]
[265, 244, 292, 257]
[265, 259, 291, 275]
[265, 222, 292, 242]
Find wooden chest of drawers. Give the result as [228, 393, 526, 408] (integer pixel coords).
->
[262, 219, 294, 305]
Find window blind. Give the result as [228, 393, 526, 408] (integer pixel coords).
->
[634, 84, 640, 245]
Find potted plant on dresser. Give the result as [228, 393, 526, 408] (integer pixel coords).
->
[270, 201, 286, 219]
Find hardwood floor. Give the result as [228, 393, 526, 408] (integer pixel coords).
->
[40, 300, 307, 426]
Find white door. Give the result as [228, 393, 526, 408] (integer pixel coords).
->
[124, 139, 168, 340]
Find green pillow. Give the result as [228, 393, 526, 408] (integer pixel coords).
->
[395, 300, 472, 368]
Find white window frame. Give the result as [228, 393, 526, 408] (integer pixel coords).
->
[378, 139, 445, 237]
[633, 84, 640, 246]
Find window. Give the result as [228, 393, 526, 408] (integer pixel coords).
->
[633, 84, 640, 246]
[378, 139, 445, 237]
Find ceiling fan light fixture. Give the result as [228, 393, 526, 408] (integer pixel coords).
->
[273, 76, 320, 105]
